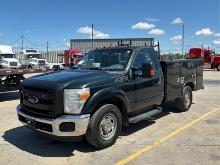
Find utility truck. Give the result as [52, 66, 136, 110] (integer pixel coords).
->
[17, 43, 203, 149]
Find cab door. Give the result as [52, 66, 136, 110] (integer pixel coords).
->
[127, 49, 164, 113]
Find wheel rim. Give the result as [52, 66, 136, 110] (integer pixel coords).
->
[218, 65, 220, 70]
[184, 90, 191, 108]
[99, 113, 117, 141]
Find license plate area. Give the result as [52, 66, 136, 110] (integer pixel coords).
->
[26, 118, 36, 129]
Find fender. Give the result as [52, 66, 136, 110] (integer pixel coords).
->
[183, 81, 195, 92]
[82, 87, 129, 115]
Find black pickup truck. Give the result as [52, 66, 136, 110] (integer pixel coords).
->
[17, 46, 203, 148]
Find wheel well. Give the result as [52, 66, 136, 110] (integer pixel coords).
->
[95, 96, 129, 126]
[185, 82, 194, 91]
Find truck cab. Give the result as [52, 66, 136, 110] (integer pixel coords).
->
[19, 49, 47, 68]
[17, 46, 203, 149]
[64, 49, 83, 67]
[0, 45, 21, 69]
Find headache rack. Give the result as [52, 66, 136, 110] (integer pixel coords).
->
[116, 40, 161, 59]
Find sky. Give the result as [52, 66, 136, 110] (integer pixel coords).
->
[0, 0, 220, 53]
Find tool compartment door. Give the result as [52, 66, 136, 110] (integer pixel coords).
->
[161, 61, 182, 101]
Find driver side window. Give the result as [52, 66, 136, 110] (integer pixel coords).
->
[132, 50, 157, 77]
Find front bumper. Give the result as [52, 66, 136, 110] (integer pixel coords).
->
[17, 105, 90, 137]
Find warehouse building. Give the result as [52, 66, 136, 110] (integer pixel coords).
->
[70, 38, 154, 54]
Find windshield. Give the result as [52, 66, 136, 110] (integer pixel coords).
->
[0, 54, 15, 58]
[74, 49, 133, 71]
[26, 54, 42, 59]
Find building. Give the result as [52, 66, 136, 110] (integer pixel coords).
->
[70, 38, 154, 54]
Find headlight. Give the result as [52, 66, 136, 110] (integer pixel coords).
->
[64, 88, 90, 114]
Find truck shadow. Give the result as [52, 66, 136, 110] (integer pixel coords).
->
[121, 103, 183, 136]
[2, 103, 188, 157]
[0, 92, 20, 102]
[2, 126, 97, 157]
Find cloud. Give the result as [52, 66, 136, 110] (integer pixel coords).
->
[170, 35, 182, 44]
[146, 17, 160, 22]
[131, 22, 155, 30]
[77, 26, 110, 39]
[214, 33, 220, 37]
[0, 33, 3, 37]
[213, 39, 220, 45]
[148, 29, 165, 35]
[171, 17, 183, 24]
[195, 28, 213, 36]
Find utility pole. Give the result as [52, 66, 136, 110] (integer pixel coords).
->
[92, 24, 94, 50]
[182, 24, 185, 59]
[21, 35, 24, 50]
[46, 41, 49, 54]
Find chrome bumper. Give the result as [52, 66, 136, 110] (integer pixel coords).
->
[17, 105, 90, 137]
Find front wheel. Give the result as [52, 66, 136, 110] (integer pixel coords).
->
[174, 86, 192, 112]
[85, 104, 122, 149]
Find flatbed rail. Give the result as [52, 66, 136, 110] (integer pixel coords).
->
[0, 68, 52, 92]
[0, 68, 51, 76]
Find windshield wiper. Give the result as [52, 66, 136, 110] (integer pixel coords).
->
[72, 66, 79, 69]
[84, 67, 107, 71]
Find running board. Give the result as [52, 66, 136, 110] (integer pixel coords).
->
[128, 107, 162, 123]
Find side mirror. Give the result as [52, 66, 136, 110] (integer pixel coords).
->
[142, 62, 155, 78]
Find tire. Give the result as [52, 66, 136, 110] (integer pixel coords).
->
[174, 86, 192, 112]
[53, 65, 60, 71]
[85, 104, 122, 149]
[217, 65, 220, 71]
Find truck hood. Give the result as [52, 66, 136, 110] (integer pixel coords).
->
[2, 58, 19, 62]
[23, 69, 122, 89]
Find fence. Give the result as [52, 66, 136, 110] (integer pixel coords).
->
[41, 51, 64, 63]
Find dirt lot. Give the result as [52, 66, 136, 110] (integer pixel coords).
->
[0, 70, 220, 165]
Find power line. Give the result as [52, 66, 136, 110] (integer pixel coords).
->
[8, 36, 22, 45]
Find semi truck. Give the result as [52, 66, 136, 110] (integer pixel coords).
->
[0, 45, 21, 69]
[63, 49, 83, 67]
[189, 48, 220, 70]
[47, 49, 83, 71]
[19, 49, 47, 68]
[17, 44, 203, 149]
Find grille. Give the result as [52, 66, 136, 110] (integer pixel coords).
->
[38, 60, 46, 65]
[9, 62, 18, 66]
[21, 86, 54, 116]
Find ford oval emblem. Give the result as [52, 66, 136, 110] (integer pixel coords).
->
[28, 95, 39, 104]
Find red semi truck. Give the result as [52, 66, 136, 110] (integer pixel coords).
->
[64, 49, 83, 67]
[188, 48, 220, 71]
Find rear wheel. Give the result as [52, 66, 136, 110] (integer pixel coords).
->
[85, 104, 122, 149]
[217, 65, 220, 71]
[174, 86, 192, 112]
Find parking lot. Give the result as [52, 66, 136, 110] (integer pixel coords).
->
[0, 70, 219, 165]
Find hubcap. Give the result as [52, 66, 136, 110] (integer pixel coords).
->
[184, 91, 191, 108]
[99, 113, 117, 140]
